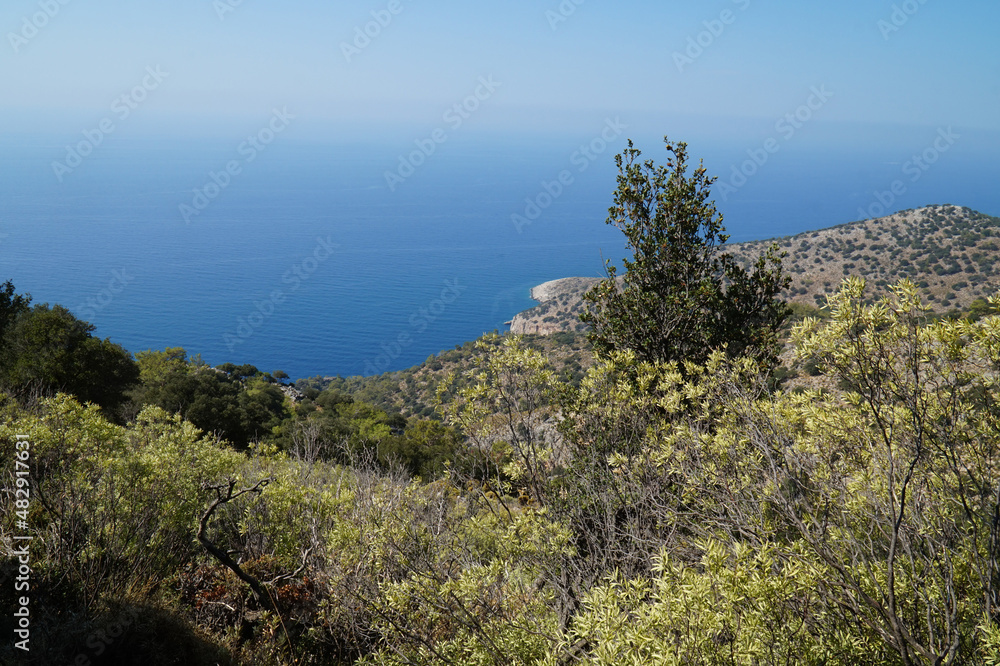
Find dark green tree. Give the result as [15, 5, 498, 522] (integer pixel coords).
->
[966, 298, 996, 322]
[378, 419, 464, 478]
[580, 138, 790, 371]
[2, 302, 139, 414]
[0, 280, 31, 335]
[0, 280, 32, 376]
[131, 348, 288, 448]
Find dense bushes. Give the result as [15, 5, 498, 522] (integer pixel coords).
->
[0, 391, 568, 665]
[444, 279, 1000, 664]
[5, 276, 1000, 664]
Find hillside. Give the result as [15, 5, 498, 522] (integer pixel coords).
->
[301, 331, 594, 420]
[508, 205, 1000, 334]
[508, 278, 601, 334]
[325, 204, 1000, 416]
[730, 204, 1000, 310]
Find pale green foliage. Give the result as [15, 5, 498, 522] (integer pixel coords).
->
[1, 378, 574, 664]
[542, 279, 1000, 664]
[343, 473, 570, 665]
[363, 500, 570, 666]
[981, 622, 1000, 665]
[235, 454, 349, 566]
[782, 278, 1000, 664]
[1, 395, 245, 607]
[440, 333, 563, 503]
[127, 405, 246, 533]
[557, 540, 838, 666]
[5, 391, 127, 464]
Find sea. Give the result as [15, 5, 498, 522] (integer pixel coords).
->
[2, 126, 998, 380]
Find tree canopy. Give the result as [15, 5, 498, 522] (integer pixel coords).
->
[131, 348, 288, 448]
[0, 285, 139, 415]
[581, 138, 790, 371]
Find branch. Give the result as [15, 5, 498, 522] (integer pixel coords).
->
[197, 478, 275, 612]
[268, 546, 314, 586]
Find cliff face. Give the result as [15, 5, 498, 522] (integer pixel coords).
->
[507, 206, 1000, 336]
[508, 277, 602, 335]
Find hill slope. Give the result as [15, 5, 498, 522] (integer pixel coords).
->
[731, 204, 1000, 310]
[508, 278, 601, 334]
[314, 205, 999, 417]
[509, 205, 1000, 333]
[301, 332, 594, 420]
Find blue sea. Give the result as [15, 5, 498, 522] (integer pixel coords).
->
[2, 126, 998, 379]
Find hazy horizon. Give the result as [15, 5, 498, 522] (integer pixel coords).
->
[3, 2, 998, 135]
[2, 0, 999, 375]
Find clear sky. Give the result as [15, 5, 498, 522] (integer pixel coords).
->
[2, 0, 998, 144]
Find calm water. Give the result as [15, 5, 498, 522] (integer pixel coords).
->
[2, 130, 997, 379]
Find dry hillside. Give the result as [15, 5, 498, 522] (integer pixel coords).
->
[509, 205, 1000, 334]
[730, 204, 1000, 311]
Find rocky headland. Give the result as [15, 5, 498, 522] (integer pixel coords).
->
[507, 205, 1000, 335]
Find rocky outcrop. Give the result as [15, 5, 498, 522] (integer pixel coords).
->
[508, 277, 602, 335]
[279, 384, 305, 403]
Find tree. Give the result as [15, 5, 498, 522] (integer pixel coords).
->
[0, 280, 32, 388]
[1, 302, 139, 414]
[132, 348, 288, 448]
[581, 137, 790, 372]
[441, 334, 563, 506]
[0, 280, 30, 337]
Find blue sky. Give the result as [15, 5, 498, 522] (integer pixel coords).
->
[2, 0, 998, 144]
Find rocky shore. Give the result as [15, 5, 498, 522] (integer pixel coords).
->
[508, 277, 601, 335]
